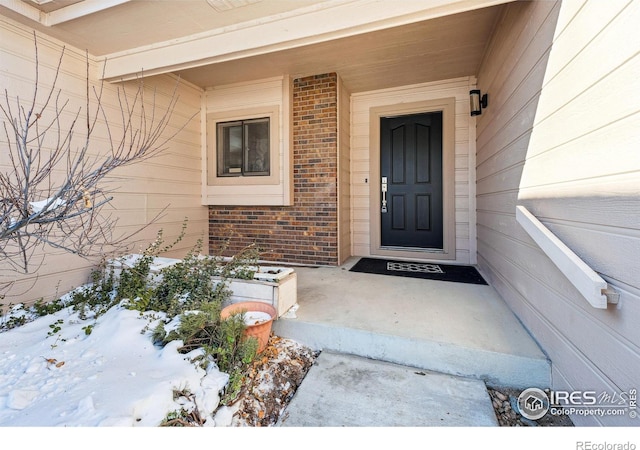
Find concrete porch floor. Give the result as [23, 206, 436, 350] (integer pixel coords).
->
[273, 257, 550, 389]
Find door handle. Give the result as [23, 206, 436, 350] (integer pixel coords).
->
[381, 176, 387, 213]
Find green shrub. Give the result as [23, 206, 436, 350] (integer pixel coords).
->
[153, 301, 259, 403]
[71, 265, 117, 320]
[147, 238, 227, 317]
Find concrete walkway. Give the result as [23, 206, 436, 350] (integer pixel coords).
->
[271, 258, 549, 427]
[278, 352, 499, 427]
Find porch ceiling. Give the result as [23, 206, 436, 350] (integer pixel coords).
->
[176, 6, 502, 93]
[2, 0, 508, 93]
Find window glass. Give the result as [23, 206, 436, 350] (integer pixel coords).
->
[217, 118, 269, 177]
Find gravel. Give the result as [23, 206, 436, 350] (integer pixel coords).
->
[488, 387, 574, 427]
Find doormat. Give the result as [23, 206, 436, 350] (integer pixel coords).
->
[349, 258, 488, 285]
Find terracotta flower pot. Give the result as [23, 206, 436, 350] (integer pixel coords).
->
[220, 301, 276, 353]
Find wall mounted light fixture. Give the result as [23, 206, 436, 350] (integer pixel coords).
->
[470, 89, 488, 116]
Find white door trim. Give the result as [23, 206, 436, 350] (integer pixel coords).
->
[369, 98, 456, 260]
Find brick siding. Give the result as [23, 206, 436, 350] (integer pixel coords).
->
[208, 73, 338, 266]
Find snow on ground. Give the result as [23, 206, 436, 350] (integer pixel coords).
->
[0, 302, 230, 427]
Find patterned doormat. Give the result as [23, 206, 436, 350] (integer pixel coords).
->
[349, 258, 488, 285]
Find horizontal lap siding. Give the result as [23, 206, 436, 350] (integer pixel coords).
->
[476, 0, 640, 425]
[0, 18, 205, 304]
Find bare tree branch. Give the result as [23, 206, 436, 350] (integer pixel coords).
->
[0, 33, 195, 279]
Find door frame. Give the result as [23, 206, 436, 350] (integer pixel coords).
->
[369, 97, 456, 260]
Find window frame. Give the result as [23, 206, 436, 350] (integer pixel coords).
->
[216, 117, 271, 177]
[206, 106, 280, 187]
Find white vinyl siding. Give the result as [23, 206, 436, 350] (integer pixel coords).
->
[476, 0, 640, 426]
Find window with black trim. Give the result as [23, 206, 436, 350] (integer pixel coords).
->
[217, 118, 270, 177]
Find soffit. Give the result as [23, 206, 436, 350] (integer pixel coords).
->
[4, 0, 338, 54]
[176, 6, 501, 93]
[20, 0, 83, 14]
[2, 0, 507, 93]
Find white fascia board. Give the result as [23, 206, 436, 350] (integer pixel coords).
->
[100, 0, 514, 81]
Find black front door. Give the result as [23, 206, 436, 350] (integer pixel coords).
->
[380, 112, 443, 249]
